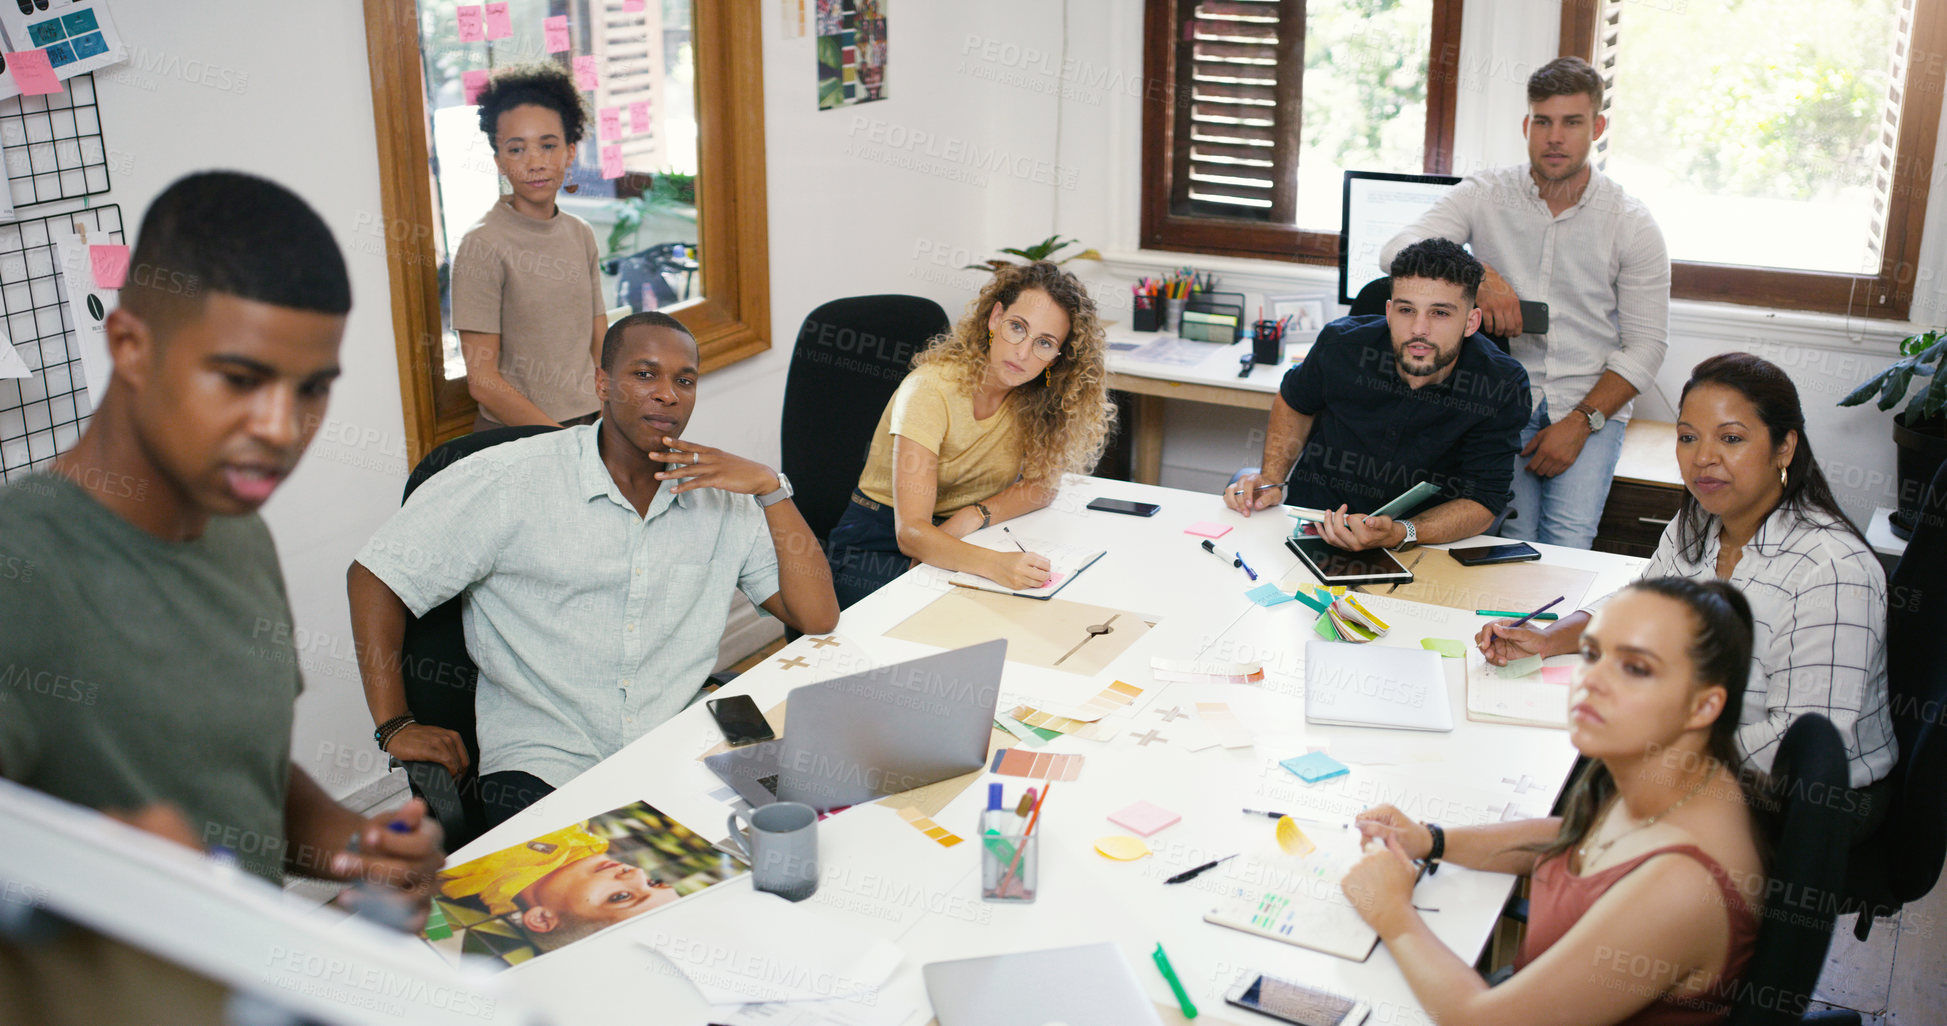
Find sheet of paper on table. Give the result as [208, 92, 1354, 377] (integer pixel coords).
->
[640, 889, 903, 1004]
[885, 589, 1156, 676]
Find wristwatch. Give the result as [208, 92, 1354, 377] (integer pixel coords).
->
[1425, 821, 1446, 875]
[755, 472, 795, 508]
[1572, 402, 1606, 433]
[1394, 519, 1419, 552]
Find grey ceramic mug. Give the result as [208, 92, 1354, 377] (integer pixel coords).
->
[726, 801, 819, 901]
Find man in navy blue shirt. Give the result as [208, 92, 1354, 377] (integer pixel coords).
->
[1224, 239, 1530, 553]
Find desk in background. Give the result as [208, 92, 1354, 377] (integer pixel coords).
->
[1592, 420, 1683, 558]
[438, 476, 1644, 1025]
[1106, 327, 1297, 485]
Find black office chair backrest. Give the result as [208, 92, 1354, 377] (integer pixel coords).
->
[396, 425, 559, 850]
[1844, 458, 1947, 937]
[1726, 714, 1851, 1026]
[1348, 273, 1514, 354]
[780, 294, 950, 542]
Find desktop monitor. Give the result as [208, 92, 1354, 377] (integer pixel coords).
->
[1338, 170, 1461, 306]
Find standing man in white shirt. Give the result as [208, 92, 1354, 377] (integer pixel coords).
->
[1381, 56, 1670, 549]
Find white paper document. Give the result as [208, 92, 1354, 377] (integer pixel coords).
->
[640, 889, 903, 1005]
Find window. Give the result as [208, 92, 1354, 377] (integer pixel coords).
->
[1140, 0, 1464, 264]
[364, 0, 769, 462]
[1563, 0, 1944, 318]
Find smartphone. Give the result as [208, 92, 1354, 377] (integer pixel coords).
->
[1225, 971, 1369, 1026]
[1450, 541, 1543, 567]
[706, 695, 775, 746]
[1086, 497, 1161, 517]
[1519, 300, 1549, 335]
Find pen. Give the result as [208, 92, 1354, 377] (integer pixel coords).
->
[1505, 596, 1565, 630]
[1476, 609, 1560, 621]
[1002, 525, 1027, 552]
[1152, 943, 1199, 1019]
[1243, 808, 1348, 829]
[1164, 853, 1236, 884]
[1232, 551, 1258, 581]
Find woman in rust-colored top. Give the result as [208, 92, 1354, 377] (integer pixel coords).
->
[1343, 577, 1765, 1025]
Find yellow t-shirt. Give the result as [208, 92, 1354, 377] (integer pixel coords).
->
[856, 364, 1024, 515]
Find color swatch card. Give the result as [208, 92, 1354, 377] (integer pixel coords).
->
[1040, 679, 1144, 722]
[1009, 705, 1117, 742]
[990, 748, 1084, 782]
[1151, 657, 1265, 684]
[895, 806, 963, 848]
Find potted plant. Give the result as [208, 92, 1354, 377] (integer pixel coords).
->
[963, 234, 1101, 273]
[1839, 327, 1947, 539]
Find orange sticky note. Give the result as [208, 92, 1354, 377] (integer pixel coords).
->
[8, 50, 60, 96]
[600, 144, 624, 180]
[89, 245, 129, 289]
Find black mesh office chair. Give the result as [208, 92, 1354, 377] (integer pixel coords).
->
[779, 294, 950, 544]
[1840, 459, 1947, 940]
[602, 241, 698, 312]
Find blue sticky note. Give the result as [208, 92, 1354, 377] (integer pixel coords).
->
[1281, 751, 1350, 783]
[1245, 582, 1294, 607]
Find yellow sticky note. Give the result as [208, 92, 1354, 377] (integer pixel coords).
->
[1094, 835, 1151, 861]
[1275, 816, 1316, 857]
[1421, 637, 1466, 658]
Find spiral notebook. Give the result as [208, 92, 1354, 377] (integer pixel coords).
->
[946, 536, 1105, 600]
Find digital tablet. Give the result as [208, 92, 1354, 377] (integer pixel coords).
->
[1284, 536, 1414, 586]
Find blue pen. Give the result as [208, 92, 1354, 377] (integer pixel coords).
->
[1233, 551, 1258, 581]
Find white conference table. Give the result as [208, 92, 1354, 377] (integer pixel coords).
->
[447, 475, 1646, 1025]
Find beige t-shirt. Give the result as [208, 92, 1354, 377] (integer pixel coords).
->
[451, 198, 605, 425]
[856, 363, 1024, 514]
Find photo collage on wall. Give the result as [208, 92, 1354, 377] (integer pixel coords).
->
[816, 0, 886, 110]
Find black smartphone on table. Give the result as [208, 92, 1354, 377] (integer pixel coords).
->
[1449, 541, 1542, 566]
[706, 694, 776, 746]
[1224, 970, 1370, 1026]
[1086, 497, 1160, 517]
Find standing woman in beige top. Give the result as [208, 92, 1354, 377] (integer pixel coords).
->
[826, 261, 1117, 608]
[452, 63, 607, 430]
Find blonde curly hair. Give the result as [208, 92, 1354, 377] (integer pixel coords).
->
[910, 262, 1117, 486]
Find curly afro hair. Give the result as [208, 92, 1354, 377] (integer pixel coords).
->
[476, 62, 589, 149]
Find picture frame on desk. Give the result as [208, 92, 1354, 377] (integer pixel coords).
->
[1266, 294, 1328, 344]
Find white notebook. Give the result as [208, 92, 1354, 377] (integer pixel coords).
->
[1303, 641, 1454, 731]
[946, 535, 1105, 600]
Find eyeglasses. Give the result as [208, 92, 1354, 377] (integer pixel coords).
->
[995, 316, 1063, 361]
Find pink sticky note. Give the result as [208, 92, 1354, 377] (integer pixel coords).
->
[544, 15, 570, 52]
[461, 69, 490, 105]
[598, 105, 622, 139]
[1541, 666, 1576, 686]
[600, 144, 625, 180]
[629, 100, 651, 133]
[89, 245, 130, 289]
[1184, 521, 1231, 539]
[573, 54, 598, 91]
[8, 50, 60, 96]
[623, 0, 646, 10]
[483, 2, 512, 39]
[455, 5, 485, 42]
[1108, 800, 1181, 837]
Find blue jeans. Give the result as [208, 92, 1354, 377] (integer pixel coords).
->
[826, 493, 910, 609]
[1502, 397, 1629, 550]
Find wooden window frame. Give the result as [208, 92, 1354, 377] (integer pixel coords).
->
[362, 0, 771, 463]
[1140, 0, 1465, 265]
[1563, 0, 1945, 319]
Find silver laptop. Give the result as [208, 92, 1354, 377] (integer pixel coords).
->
[923, 943, 1164, 1026]
[1303, 640, 1454, 732]
[704, 639, 1006, 813]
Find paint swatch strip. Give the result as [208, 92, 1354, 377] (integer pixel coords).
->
[895, 805, 965, 848]
[989, 747, 1085, 781]
[1010, 705, 1118, 742]
[993, 714, 1049, 747]
[1195, 702, 1255, 748]
[1151, 657, 1266, 684]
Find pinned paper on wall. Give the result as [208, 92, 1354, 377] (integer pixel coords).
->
[990, 748, 1084, 782]
[598, 105, 622, 139]
[483, 2, 512, 39]
[7, 51, 59, 95]
[600, 144, 624, 180]
[544, 15, 571, 52]
[630, 100, 651, 132]
[88, 245, 128, 289]
[0, 0, 128, 91]
[461, 69, 490, 106]
[1195, 702, 1254, 748]
[455, 5, 485, 42]
[1152, 657, 1265, 685]
[0, 330, 28, 379]
[573, 55, 599, 91]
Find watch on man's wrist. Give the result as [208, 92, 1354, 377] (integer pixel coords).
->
[1572, 402, 1606, 433]
[755, 471, 795, 508]
[1394, 519, 1418, 552]
[1425, 821, 1446, 874]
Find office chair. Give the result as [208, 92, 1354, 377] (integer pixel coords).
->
[1727, 714, 1855, 1026]
[1347, 276, 1511, 353]
[1839, 459, 1947, 941]
[391, 425, 560, 852]
[779, 294, 949, 545]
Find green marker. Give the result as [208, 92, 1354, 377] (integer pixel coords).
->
[1475, 609, 1559, 621]
[1152, 943, 1198, 1019]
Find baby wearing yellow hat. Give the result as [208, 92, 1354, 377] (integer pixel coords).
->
[439, 821, 680, 949]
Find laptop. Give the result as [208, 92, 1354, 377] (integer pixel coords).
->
[923, 943, 1164, 1026]
[704, 639, 1006, 813]
[1303, 640, 1454, 732]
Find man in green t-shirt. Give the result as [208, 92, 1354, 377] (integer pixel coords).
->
[0, 172, 441, 898]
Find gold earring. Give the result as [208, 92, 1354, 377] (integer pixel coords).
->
[1044, 366, 1052, 386]
[1779, 465, 1789, 487]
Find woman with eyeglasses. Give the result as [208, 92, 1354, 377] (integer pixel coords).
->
[826, 261, 1116, 609]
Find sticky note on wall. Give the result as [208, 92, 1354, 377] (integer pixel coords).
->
[544, 15, 570, 52]
[483, 3, 512, 39]
[89, 245, 129, 289]
[455, 5, 484, 42]
[8, 50, 60, 95]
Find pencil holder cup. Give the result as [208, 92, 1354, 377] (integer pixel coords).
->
[1162, 297, 1188, 336]
[1252, 320, 1282, 365]
[981, 832, 1037, 903]
[1133, 295, 1159, 332]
